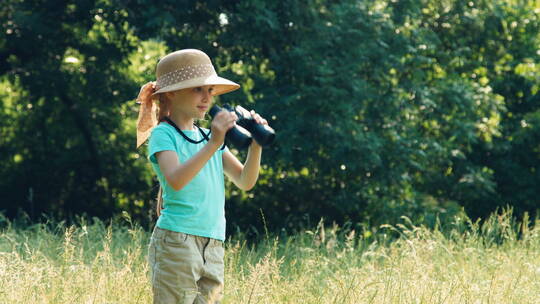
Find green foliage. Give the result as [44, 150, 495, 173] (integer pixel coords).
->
[216, 0, 539, 231]
[0, 1, 154, 222]
[0, 0, 539, 232]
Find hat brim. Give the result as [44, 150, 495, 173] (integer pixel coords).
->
[152, 75, 240, 97]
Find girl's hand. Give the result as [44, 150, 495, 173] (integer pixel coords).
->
[136, 81, 156, 105]
[249, 110, 268, 149]
[210, 110, 238, 147]
[250, 110, 268, 125]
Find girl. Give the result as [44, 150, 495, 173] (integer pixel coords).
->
[136, 49, 268, 304]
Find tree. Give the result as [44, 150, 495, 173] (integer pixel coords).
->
[0, 0, 153, 222]
[1, 0, 538, 233]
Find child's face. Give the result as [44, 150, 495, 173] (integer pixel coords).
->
[167, 85, 215, 120]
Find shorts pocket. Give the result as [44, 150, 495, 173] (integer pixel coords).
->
[163, 230, 189, 247]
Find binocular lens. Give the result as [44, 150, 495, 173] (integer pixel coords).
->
[209, 105, 252, 149]
[209, 104, 276, 150]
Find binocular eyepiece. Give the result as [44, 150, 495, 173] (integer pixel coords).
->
[209, 104, 275, 150]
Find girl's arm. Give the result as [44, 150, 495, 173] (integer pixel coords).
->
[223, 142, 262, 191]
[223, 110, 268, 191]
[156, 143, 221, 191]
[156, 110, 237, 191]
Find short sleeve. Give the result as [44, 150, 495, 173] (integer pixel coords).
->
[148, 126, 176, 164]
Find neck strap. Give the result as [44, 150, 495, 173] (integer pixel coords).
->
[162, 117, 225, 150]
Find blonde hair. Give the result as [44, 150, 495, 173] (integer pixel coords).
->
[157, 93, 171, 122]
[155, 93, 171, 217]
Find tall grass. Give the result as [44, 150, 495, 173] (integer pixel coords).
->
[0, 209, 538, 303]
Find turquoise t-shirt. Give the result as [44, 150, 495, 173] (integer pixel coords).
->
[148, 122, 227, 241]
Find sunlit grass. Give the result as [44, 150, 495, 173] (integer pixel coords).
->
[0, 210, 538, 303]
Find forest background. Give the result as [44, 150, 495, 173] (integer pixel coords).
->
[1, 0, 539, 238]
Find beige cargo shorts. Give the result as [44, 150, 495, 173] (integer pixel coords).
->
[148, 226, 225, 304]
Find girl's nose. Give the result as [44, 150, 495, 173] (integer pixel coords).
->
[202, 89, 212, 101]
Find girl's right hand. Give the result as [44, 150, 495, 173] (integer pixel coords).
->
[210, 110, 238, 146]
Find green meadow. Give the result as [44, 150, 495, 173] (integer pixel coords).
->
[1, 210, 538, 304]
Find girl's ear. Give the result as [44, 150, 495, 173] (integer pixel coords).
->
[164, 91, 174, 100]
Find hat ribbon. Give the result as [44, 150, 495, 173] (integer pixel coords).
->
[136, 82, 158, 148]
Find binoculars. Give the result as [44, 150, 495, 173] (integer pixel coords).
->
[209, 104, 275, 150]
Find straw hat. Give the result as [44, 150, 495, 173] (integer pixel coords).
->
[136, 49, 240, 148]
[153, 49, 240, 95]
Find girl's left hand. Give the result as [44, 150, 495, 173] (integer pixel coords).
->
[250, 110, 268, 125]
[249, 110, 269, 149]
